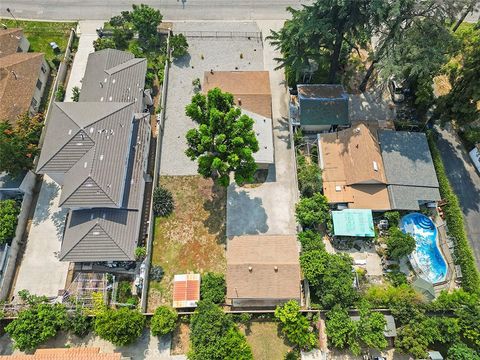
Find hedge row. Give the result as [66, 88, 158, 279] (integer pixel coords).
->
[428, 132, 480, 294]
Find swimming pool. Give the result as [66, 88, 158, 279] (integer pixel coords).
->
[400, 213, 447, 284]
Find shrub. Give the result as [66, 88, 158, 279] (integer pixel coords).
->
[428, 132, 480, 293]
[93, 37, 116, 51]
[135, 246, 147, 260]
[171, 33, 189, 59]
[150, 265, 164, 282]
[68, 307, 91, 337]
[384, 211, 400, 227]
[200, 272, 226, 304]
[153, 186, 174, 217]
[385, 226, 416, 260]
[71, 86, 80, 102]
[297, 155, 322, 198]
[6, 302, 68, 351]
[151, 306, 178, 336]
[285, 350, 300, 360]
[274, 300, 316, 350]
[94, 307, 145, 346]
[298, 230, 324, 252]
[0, 199, 20, 244]
[55, 85, 66, 101]
[295, 193, 331, 229]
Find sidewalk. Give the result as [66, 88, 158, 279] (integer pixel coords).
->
[64, 20, 103, 101]
[13, 176, 69, 298]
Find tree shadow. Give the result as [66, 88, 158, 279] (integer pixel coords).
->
[32, 180, 60, 226]
[173, 53, 192, 68]
[274, 117, 291, 148]
[226, 187, 269, 237]
[203, 182, 227, 245]
[51, 207, 68, 240]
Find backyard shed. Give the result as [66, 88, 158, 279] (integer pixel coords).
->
[332, 209, 375, 237]
[172, 273, 200, 308]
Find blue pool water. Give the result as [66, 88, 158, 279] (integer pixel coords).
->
[400, 213, 447, 283]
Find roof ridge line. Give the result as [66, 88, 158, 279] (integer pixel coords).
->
[60, 221, 98, 260]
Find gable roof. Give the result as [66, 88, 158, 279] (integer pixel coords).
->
[60, 208, 140, 262]
[0, 28, 24, 58]
[80, 49, 147, 113]
[203, 71, 272, 118]
[37, 102, 136, 208]
[378, 130, 440, 210]
[0, 52, 44, 123]
[297, 84, 349, 126]
[226, 235, 300, 300]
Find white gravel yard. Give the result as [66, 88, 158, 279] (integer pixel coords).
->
[159, 21, 265, 175]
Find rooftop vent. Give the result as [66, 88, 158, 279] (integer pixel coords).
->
[83, 162, 88, 168]
[99, 155, 104, 161]
[90, 127, 94, 134]
[335, 185, 342, 192]
[373, 161, 379, 172]
[248, 266, 253, 272]
[92, 231, 100, 236]
[274, 266, 278, 272]
[112, 79, 116, 84]
[68, 129, 72, 135]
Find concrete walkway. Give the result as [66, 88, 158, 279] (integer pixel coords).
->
[226, 20, 298, 237]
[13, 176, 69, 298]
[435, 125, 480, 269]
[65, 20, 103, 101]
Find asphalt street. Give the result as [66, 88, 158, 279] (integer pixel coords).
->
[435, 126, 480, 270]
[0, 0, 308, 21]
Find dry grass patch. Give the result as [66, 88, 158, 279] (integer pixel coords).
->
[148, 175, 226, 310]
[171, 322, 190, 355]
[241, 321, 293, 360]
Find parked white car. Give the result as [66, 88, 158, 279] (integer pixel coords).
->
[469, 144, 480, 173]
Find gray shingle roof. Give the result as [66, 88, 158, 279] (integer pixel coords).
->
[80, 49, 147, 113]
[378, 130, 440, 210]
[60, 208, 140, 261]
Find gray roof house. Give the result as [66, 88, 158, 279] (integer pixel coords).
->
[36, 49, 151, 263]
[378, 130, 441, 210]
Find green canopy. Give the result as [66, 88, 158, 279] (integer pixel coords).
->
[332, 209, 374, 237]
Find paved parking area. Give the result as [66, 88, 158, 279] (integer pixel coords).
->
[226, 20, 298, 237]
[13, 176, 69, 298]
[160, 21, 264, 175]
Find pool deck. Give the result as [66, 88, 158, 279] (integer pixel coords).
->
[434, 216, 460, 294]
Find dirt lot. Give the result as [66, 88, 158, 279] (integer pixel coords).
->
[171, 322, 190, 356]
[148, 176, 227, 311]
[241, 321, 293, 360]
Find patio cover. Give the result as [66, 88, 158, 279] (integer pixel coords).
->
[332, 209, 374, 237]
[412, 276, 435, 301]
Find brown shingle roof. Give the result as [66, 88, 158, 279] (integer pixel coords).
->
[203, 71, 272, 118]
[320, 123, 391, 210]
[0, 347, 121, 360]
[226, 235, 301, 300]
[0, 28, 24, 58]
[0, 52, 44, 123]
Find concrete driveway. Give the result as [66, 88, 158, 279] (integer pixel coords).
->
[65, 21, 102, 101]
[435, 126, 480, 270]
[13, 176, 69, 298]
[226, 20, 297, 237]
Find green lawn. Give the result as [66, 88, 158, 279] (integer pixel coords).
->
[1, 19, 76, 62]
[241, 322, 293, 360]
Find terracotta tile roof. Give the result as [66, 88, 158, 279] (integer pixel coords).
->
[0, 52, 45, 123]
[0, 28, 24, 58]
[0, 347, 121, 360]
[203, 71, 272, 118]
[226, 235, 301, 300]
[173, 273, 200, 308]
[319, 123, 391, 211]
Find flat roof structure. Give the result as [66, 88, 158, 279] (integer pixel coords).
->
[173, 273, 200, 308]
[0, 348, 121, 360]
[242, 109, 274, 165]
[332, 209, 375, 237]
[227, 235, 300, 302]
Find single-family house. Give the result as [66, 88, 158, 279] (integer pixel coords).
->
[291, 84, 350, 132]
[0, 347, 123, 360]
[203, 71, 275, 169]
[0, 28, 49, 123]
[36, 49, 151, 263]
[318, 123, 391, 211]
[226, 235, 301, 308]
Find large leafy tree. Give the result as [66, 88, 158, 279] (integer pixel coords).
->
[185, 88, 259, 186]
[300, 250, 356, 308]
[94, 307, 145, 346]
[0, 113, 43, 176]
[5, 294, 68, 351]
[274, 300, 317, 350]
[0, 199, 20, 244]
[268, 0, 371, 84]
[200, 272, 226, 304]
[448, 342, 480, 360]
[130, 4, 162, 49]
[188, 300, 252, 360]
[295, 192, 330, 229]
[385, 226, 416, 260]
